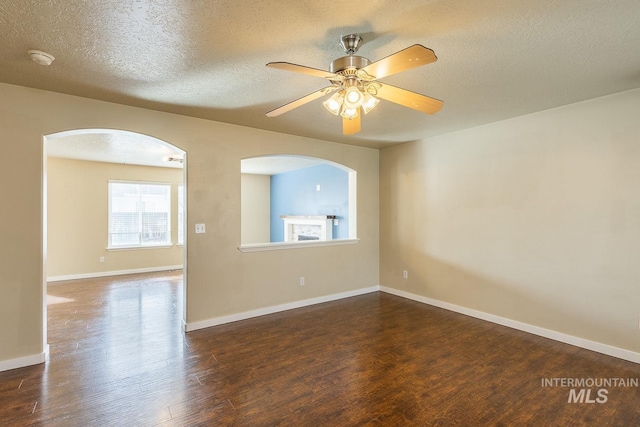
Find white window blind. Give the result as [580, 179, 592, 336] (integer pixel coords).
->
[178, 184, 185, 245]
[108, 181, 171, 248]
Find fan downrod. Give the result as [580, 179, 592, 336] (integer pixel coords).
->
[339, 34, 362, 55]
[330, 34, 370, 73]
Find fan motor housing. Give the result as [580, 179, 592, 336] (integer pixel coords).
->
[330, 55, 371, 74]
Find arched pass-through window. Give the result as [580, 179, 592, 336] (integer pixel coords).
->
[239, 155, 358, 252]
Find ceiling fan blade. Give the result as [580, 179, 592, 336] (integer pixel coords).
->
[374, 83, 443, 114]
[359, 45, 437, 80]
[343, 111, 361, 135]
[266, 62, 343, 80]
[266, 87, 335, 117]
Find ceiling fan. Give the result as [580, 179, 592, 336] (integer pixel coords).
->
[265, 34, 443, 135]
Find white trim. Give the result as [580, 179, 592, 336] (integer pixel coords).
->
[0, 345, 49, 372]
[106, 244, 174, 251]
[348, 171, 357, 239]
[108, 179, 173, 186]
[47, 265, 183, 283]
[184, 286, 378, 332]
[238, 238, 359, 253]
[380, 286, 640, 365]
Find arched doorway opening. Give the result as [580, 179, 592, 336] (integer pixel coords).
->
[42, 129, 187, 356]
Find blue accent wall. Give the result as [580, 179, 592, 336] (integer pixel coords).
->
[270, 163, 349, 242]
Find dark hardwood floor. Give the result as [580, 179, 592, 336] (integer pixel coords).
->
[1, 271, 639, 426]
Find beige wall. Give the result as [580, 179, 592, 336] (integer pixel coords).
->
[380, 88, 640, 353]
[240, 173, 270, 244]
[0, 82, 379, 364]
[47, 157, 184, 278]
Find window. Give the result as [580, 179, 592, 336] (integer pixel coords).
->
[108, 181, 171, 248]
[177, 184, 185, 245]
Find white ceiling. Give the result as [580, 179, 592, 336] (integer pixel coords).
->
[2, 0, 640, 155]
[46, 130, 185, 169]
[241, 156, 325, 175]
[46, 129, 324, 174]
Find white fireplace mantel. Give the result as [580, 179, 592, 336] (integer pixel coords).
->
[280, 215, 336, 242]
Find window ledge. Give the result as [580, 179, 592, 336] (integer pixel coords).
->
[238, 238, 359, 253]
[107, 244, 174, 251]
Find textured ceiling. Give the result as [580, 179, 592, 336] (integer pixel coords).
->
[2, 0, 640, 151]
[46, 130, 323, 174]
[46, 130, 185, 169]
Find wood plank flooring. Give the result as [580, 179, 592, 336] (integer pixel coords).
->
[1, 271, 639, 426]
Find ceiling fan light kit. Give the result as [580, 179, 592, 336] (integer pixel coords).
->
[361, 92, 380, 114]
[266, 34, 443, 135]
[322, 92, 343, 115]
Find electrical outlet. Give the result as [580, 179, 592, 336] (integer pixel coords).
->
[402, 270, 408, 279]
[300, 277, 305, 286]
[99, 256, 105, 263]
[195, 223, 206, 234]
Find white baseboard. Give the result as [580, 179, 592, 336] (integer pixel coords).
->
[47, 265, 183, 283]
[0, 345, 49, 372]
[380, 286, 640, 365]
[185, 286, 379, 332]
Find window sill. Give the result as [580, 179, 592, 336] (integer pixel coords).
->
[107, 244, 174, 251]
[238, 238, 359, 253]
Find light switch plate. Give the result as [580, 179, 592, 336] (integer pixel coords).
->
[195, 223, 206, 234]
